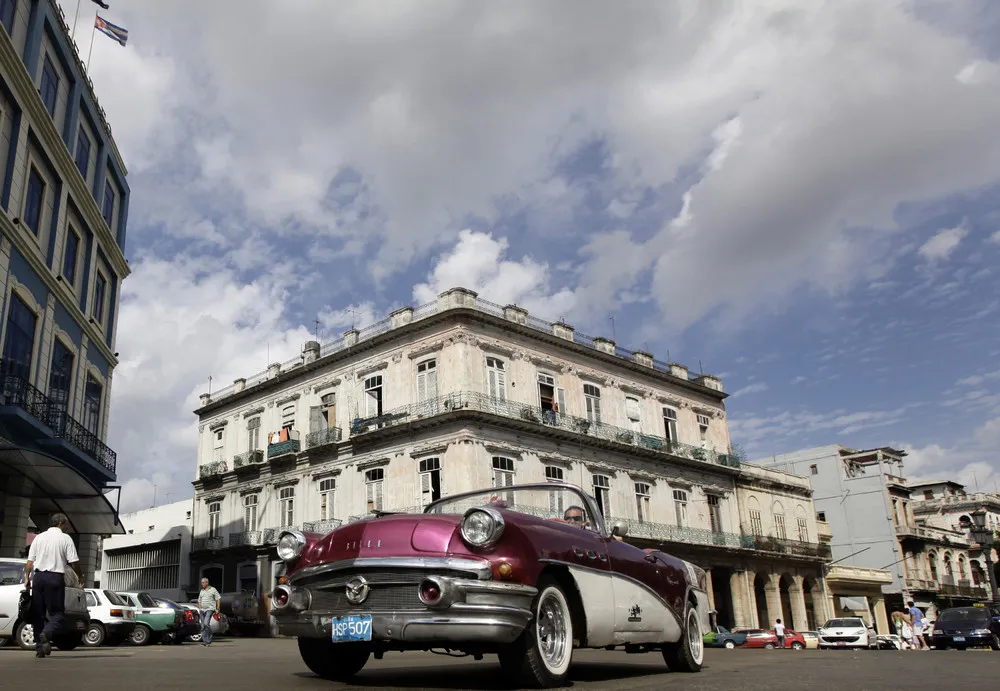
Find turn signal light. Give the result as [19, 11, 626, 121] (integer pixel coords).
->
[497, 562, 513, 579]
[278, 576, 289, 585]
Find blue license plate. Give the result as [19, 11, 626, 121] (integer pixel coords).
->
[953, 636, 966, 642]
[332, 615, 373, 642]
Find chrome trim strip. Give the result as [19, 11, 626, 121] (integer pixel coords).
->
[288, 556, 493, 583]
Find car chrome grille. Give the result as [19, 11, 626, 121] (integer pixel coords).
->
[312, 584, 423, 612]
[298, 567, 476, 587]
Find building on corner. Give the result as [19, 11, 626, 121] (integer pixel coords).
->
[0, 0, 130, 584]
[189, 287, 835, 632]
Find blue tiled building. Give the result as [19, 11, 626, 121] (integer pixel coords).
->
[0, 0, 129, 583]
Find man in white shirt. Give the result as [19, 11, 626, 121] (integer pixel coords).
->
[23, 513, 81, 658]
[774, 618, 786, 648]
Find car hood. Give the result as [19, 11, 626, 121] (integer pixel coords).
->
[935, 621, 990, 632]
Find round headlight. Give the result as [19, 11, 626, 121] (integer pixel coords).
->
[460, 507, 504, 548]
[276, 530, 307, 562]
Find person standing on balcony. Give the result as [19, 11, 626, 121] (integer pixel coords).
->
[23, 513, 81, 658]
[198, 577, 222, 646]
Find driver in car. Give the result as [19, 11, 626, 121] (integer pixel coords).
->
[563, 505, 624, 541]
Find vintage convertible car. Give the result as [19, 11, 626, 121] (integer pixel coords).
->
[271, 483, 710, 687]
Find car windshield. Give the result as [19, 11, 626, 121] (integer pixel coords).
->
[426, 485, 604, 533]
[103, 590, 127, 606]
[823, 619, 864, 628]
[939, 608, 989, 623]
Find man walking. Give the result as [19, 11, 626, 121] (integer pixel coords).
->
[23, 513, 81, 658]
[907, 601, 927, 650]
[774, 618, 786, 649]
[198, 577, 222, 646]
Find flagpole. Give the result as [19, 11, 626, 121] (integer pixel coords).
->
[71, 0, 82, 39]
[86, 10, 98, 71]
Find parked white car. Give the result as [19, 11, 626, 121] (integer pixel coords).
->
[0, 558, 90, 650]
[818, 617, 872, 650]
[83, 588, 137, 647]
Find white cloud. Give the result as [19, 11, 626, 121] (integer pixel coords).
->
[904, 416, 1000, 490]
[730, 382, 768, 399]
[918, 225, 968, 261]
[413, 230, 576, 318]
[989, 230, 1000, 245]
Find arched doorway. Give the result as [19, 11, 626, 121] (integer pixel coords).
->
[778, 574, 794, 629]
[754, 572, 769, 629]
[802, 577, 819, 630]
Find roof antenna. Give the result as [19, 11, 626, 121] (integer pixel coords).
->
[207, 375, 212, 397]
[314, 317, 321, 341]
[699, 360, 704, 374]
[348, 307, 357, 330]
[609, 314, 616, 341]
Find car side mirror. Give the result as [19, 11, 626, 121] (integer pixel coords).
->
[611, 521, 629, 538]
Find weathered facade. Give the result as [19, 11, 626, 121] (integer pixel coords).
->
[189, 288, 833, 631]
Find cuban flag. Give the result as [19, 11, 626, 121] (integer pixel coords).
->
[95, 15, 128, 47]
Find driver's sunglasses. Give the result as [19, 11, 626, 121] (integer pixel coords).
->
[566, 514, 584, 522]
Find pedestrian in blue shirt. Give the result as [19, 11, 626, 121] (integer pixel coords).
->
[907, 601, 927, 650]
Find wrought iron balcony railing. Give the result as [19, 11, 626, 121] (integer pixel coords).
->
[1, 373, 117, 474]
[268, 439, 301, 459]
[306, 427, 342, 450]
[192, 537, 224, 551]
[233, 450, 265, 470]
[303, 518, 342, 533]
[228, 531, 265, 547]
[350, 391, 741, 470]
[198, 460, 229, 478]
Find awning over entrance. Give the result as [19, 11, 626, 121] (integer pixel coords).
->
[0, 445, 124, 535]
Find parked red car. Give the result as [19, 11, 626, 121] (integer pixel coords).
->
[271, 483, 712, 688]
[733, 628, 806, 649]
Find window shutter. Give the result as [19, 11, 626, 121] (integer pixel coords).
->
[427, 367, 438, 399]
[626, 397, 640, 420]
[557, 387, 566, 414]
[421, 472, 432, 502]
[309, 406, 325, 433]
[497, 369, 506, 401]
[417, 371, 426, 401]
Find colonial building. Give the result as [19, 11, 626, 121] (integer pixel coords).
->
[189, 287, 833, 631]
[0, 0, 130, 584]
[755, 446, 989, 622]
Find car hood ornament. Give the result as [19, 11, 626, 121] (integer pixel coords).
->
[345, 576, 370, 605]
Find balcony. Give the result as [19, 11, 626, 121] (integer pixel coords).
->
[939, 582, 990, 599]
[905, 577, 939, 592]
[228, 531, 266, 547]
[350, 391, 741, 470]
[303, 518, 342, 533]
[198, 460, 229, 479]
[267, 429, 301, 460]
[608, 518, 831, 559]
[233, 450, 265, 470]
[306, 427, 342, 450]
[192, 537, 224, 551]
[895, 523, 971, 547]
[0, 372, 117, 476]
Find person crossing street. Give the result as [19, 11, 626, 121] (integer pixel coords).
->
[198, 577, 222, 646]
[23, 513, 81, 658]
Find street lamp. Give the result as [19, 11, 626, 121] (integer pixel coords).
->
[969, 509, 999, 603]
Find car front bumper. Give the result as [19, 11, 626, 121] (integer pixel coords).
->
[818, 633, 867, 648]
[932, 633, 993, 647]
[274, 576, 537, 644]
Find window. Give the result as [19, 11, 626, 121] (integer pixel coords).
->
[247, 417, 260, 451]
[708, 494, 723, 533]
[320, 393, 336, 428]
[0, 0, 15, 35]
[625, 396, 641, 433]
[419, 457, 441, 504]
[364, 375, 383, 417]
[23, 166, 44, 235]
[697, 414, 710, 442]
[486, 357, 506, 401]
[774, 513, 787, 540]
[280, 404, 295, 432]
[208, 502, 221, 538]
[635, 482, 651, 523]
[86, 591, 98, 608]
[82, 374, 102, 435]
[749, 509, 763, 536]
[923, 489, 934, 500]
[279, 486, 295, 527]
[48, 339, 74, 411]
[673, 489, 689, 527]
[319, 478, 336, 520]
[416, 359, 438, 402]
[545, 466, 565, 513]
[796, 517, 808, 542]
[816, 511, 826, 523]
[102, 181, 115, 228]
[592, 475, 611, 519]
[663, 407, 678, 442]
[93, 272, 107, 325]
[40, 55, 58, 118]
[213, 429, 224, 463]
[809, 464, 818, 476]
[75, 127, 90, 178]
[63, 229, 80, 286]
[583, 383, 601, 423]
[243, 494, 259, 532]
[492, 456, 515, 501]
[2, 293, 36, 380]
[365, 468, 384, 512]
[537, 373, 565, 422]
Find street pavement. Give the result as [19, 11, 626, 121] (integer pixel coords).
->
[2, 638, 998, 690]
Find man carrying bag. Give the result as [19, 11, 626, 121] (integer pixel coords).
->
[23, 513, 82, 658]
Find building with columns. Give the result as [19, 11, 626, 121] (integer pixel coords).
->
[188, 287, 834, 633]
[0, 0, 129, 584]
[755, 446, 989, 623]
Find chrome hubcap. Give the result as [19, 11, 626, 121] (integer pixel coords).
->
[537, 592, 569, 670]
[687, 611, 703, 660]
[85, 628, 101, 643]
[21, 625, 34, 646]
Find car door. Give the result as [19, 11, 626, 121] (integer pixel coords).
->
[0, 560, 25, 636]
[605, 540, 681, 641]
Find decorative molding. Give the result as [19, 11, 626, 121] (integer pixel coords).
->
[482, 442, 527, 458]
[209, 420, 228, 431]
[627, 470, 658, 484]
[357, 457, 391, 471]
[356, 361, 389, 379]
[204, 495, 225, 504]
[198, 424, 206, 433]
[313, 379, 342, 393]
[411, 442, 451, 457]
[538, 455, 573, 470]
[239, 485, 264, 496]
[584, 461, 620, 475]
[392, 353, 403, 364]
[273, 477, 300, 488]
[276, 393, 301, 407]
[312, 467, 343, 480]
[408, 340, 446, 360]
[242, 406, 265, 418]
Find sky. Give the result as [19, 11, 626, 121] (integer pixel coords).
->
[56, 0, 1000, 512]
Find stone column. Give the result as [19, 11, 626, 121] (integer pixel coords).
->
[872, 595, 890, 635]
[789, 576, 810, 632]
[76, 534, 102, 588]
[0, 477, 33, 558]
[705, 569, 716, 612]
[730, 571, 752, 628]
[764, 573, 784, 627]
